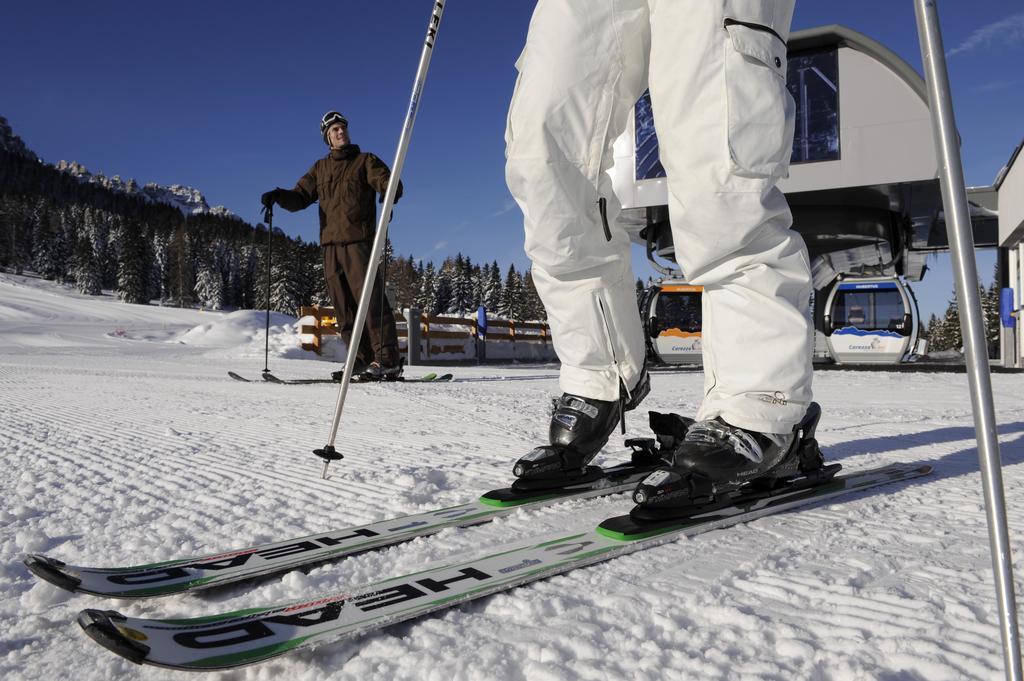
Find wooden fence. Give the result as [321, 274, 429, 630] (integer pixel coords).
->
[297, 306, 553, 362]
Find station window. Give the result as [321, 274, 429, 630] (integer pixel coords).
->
[633, 46, 840, 179]
[788, 47, 840, 163]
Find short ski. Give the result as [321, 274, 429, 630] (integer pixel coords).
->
[350, 372, 454, 384]
[228, 372, 453, 384]
[25, 456, 658, 599]
[76, 462, 930, 670]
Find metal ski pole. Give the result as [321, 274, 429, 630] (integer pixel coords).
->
[378, 242, 390, 370]
[262, 207, 273, 379]
[314, 0, 446, 479]
[913, 2, 1022, 678]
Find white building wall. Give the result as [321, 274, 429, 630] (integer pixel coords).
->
[781, 49, 935, 192]
[610, 44, 938, 211]
[998, 152, 1024, 246]
[995, 150, 1024, 366]
[1008, 248, 1020, 367]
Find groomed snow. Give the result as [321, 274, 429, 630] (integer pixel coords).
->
[2, 270, 1023, 680]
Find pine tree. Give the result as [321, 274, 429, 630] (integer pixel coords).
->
[935, 291, 962, 352]
[117, 219, 151, 304]
[194, 257, 225, 310]
[501, 264, 523, 320]
[235, 242, 260, 309]
[416, 261, 437, 311]
[484, 260, 503, 313]
[57, 205, 84, 284]
[434, 263, 454, 315]
[250, 228, 302, 314]
[451, 253, 474, 315]
[0, 197, 30, 273]
[151, 231, 173, 304]
[32, 204, 65, 281]
[0, 198, 11, 269]
[470, 263, 484, 313]
[924, 313, 938, 350]
[386, 254, 419, 313]
[90, 207, 118, 289]
[71, 232, 102, 295]
[269, 252, 302, 314]
[290, 240, 323, 310]
[521, 269, 546, 321]
[929, 272, 1000, 356]
[983, 264, 1001, 356]
[309, 250, 331, 307]
[167, 224, 194, 307]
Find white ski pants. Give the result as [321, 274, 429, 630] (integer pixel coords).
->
[505, 0, 813, 434]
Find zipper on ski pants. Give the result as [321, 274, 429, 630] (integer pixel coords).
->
[596, 294, 628, 434]
[722, 18, 786, 45]
[597, 197, 612, 242]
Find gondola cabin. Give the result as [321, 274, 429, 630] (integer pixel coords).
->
[822, 276, 922, 364]
[642, 282, 703, 365]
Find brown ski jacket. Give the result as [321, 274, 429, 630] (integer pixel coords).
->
[275, 144, 403, 245]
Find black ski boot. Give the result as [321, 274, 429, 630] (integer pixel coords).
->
[354, 356, 404, 382]
[331, 358, 368, 382]
[631, 402, 837, 519]
[360, 361, 403, 381]
[511, 368, 650, 491]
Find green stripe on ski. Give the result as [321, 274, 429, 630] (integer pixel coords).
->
[595, 523, 685, 542]
[536, 533, 589, 548]
[478, 491, 566, 507]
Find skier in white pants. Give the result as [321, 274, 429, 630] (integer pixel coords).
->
[506, 0, 821, 501]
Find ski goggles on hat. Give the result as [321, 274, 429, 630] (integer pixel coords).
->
[321, 111, 349, 134]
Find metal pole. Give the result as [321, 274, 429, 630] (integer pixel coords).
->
[378, 243, 390, 367]
[913, 2, 1022, 678]
[314, 0, 446, 476]
[262, 209, 273, 377]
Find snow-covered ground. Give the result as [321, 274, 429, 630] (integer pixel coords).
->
[2, 270, 1023, 681]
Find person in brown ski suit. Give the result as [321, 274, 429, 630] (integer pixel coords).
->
[261, 111, 403, 380]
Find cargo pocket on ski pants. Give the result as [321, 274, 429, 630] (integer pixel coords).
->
[504, 46, 528, 148]
[722, 14, 795, 180]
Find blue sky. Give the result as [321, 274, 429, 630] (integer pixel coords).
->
[2, 1, 1022, 320]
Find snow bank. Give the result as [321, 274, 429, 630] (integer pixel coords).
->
[176, 309, 297, 347]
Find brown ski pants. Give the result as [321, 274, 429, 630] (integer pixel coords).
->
[323, 242, 399, 367]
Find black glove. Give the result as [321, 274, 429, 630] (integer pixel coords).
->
[261, 189, 282, 222]
[261, 189, 282, 209]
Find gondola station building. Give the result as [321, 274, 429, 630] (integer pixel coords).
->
[609, 25, 1019, 367]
